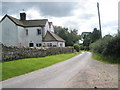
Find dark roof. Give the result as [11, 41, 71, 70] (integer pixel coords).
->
[0, 14, 48, 27]
[43, 31, 65, 42]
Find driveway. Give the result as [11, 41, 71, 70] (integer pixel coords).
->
[2, 51, 118, 88]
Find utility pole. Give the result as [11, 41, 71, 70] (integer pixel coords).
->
[97, 2, 102, 38]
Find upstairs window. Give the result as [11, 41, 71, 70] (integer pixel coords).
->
[37, 29, 41, 35]
[26, 29, 28, 35]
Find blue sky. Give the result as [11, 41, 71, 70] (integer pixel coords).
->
[0, 0, 119, 36]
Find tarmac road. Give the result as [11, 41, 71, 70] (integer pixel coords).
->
[2, 51, 118, 88]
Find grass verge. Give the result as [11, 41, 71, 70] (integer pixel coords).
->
[2, 52, 81, 81]
[92, 52, 120, 64]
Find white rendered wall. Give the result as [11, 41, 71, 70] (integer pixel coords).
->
[49, 24, 54, 32]
[43, 21, 49, 37]
[18, 26, 42, 47]
[43, 41, 65, 47]
[1, 17, 18, 46]
[0, 22, 2, 43]
[43, 41, 58, 47]
[57, 42, 65, 47]
[17, 26, 26, 46]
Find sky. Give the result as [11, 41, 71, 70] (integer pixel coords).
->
[0, 0, 119, 36]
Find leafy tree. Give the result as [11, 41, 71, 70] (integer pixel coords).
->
[81, 28, 101, 50]
[91, 28, 101, 43]
[73, 43, 80, 52]
[54, 26, 80, 46]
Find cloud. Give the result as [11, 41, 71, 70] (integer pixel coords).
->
[2, 2, 77, 17]
[79, 13, 95, 19]
[26, 8, 42, 20]
[1, 0, 119, 37]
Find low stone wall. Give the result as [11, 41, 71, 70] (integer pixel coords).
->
[0, 44, 74, 61]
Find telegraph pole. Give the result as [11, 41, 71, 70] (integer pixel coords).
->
[97, 2, 102, 38]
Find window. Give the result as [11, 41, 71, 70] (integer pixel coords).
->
[50, 43, 52, 47]
[53, 45, 57, 47]
[26, 29, 28, 35]
[37, 29, 41, 35]
[29, 43, 34, 47]
[47, 43, 52, 47]
[47, 43, 49, 46]
[36, 43, 42, 47]
[60, 43, 63, 47]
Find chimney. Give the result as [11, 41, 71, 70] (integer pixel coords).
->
[20, 11, 26, 20]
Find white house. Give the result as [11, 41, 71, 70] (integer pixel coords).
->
[0, 12, 65, 47]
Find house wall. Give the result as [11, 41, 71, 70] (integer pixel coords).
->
[18, 26, 43, 47]
[43, 41, 58, 47]
[43, 41, 65, 47]
[17, 26, 26, 46]
[58, 42, 65, 47]
[0, 16, 65, 48]
[0, 22, 2, 43]
[49, 24, 54, 32]
[43, 21, 49, 37]
[1, 17, 18, 46]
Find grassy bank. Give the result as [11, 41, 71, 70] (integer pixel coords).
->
[2, 52, 80, 81]
[92, 52, 120, 64]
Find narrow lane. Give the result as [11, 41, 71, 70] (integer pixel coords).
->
[2, 51, 118, 88]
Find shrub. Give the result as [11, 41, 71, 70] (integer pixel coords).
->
[79, 45, 84, 50]
[90, 34, 120, 57]
[73, 44, 80, 52]
[90, 35, 113, 54]
[102, 35, 120, 56]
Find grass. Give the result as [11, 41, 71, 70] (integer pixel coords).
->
[2, 52, 81, 81]
[92, 52, 120, 64]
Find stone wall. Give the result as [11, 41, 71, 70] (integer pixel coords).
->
[0, 44, 74, 61]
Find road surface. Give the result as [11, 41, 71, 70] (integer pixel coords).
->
[2, 51, 118, 88]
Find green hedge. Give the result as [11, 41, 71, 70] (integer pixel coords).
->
[90, 35, 120, 57]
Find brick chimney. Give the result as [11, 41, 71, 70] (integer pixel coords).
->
[20, 11, 26, 20]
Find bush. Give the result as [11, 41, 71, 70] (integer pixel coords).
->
[102, 35, 120, 56]
[73, 44, 80, 52]
[79, 45, 84, 50]
[90, 34, 120, 57]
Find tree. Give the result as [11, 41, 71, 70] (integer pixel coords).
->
[81, 28, 101, 50]
[73, 43, 80, 52]
[91, 28, 101, 43]
[54, 26, 80, 46]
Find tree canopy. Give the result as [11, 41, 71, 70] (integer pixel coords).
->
[81, 28, 101, 50]
[54, 26, 80, 46]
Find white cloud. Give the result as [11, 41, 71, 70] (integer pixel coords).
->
[1, 0, 119, 37]
[48, 0, 118, 36]
[25, 7, 44, 20]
